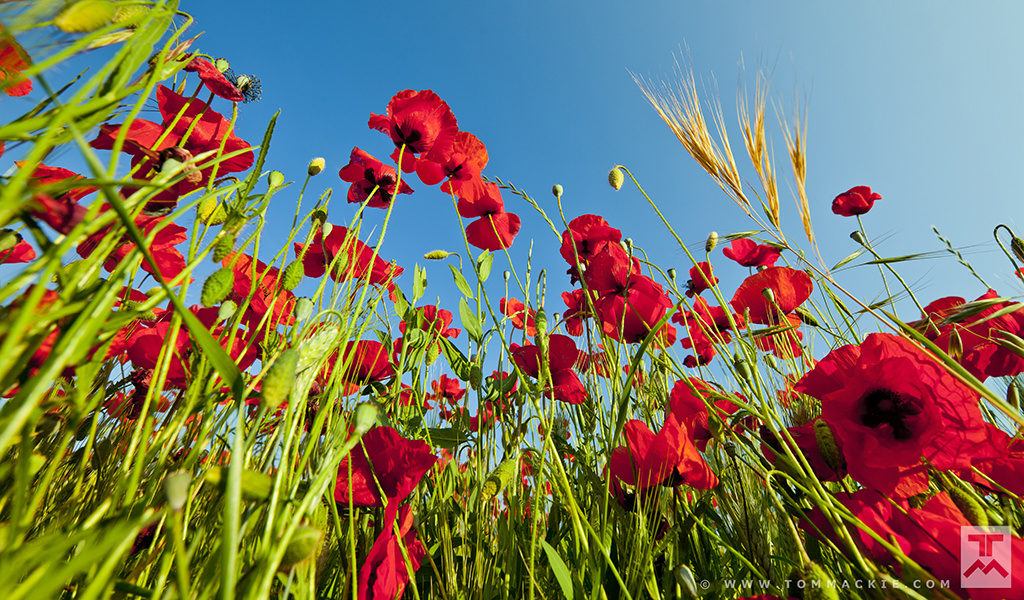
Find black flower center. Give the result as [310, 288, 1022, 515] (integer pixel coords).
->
[859, 388, 922, 441]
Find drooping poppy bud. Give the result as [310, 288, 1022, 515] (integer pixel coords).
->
[307, 157, 325, 176]
[201, 267, 234, 307]
[608, 166, 624, 190]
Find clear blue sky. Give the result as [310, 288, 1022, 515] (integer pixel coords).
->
[11, 2, 1024, 349]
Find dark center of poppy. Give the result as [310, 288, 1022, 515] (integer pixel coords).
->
[394, 124, 423, 151]
[859, 388, 922, 441]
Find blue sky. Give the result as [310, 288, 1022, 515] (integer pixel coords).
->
[7, 1, 1024, 357]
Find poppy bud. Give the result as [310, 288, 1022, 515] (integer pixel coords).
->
[307, 157, 325, 176]
[113, 4, 148, 26]
[1012, 236, 1024, 264]
[794, 306, 819, 327]
[217, 300, 237, 323]
[705, 231, 718, 253]
[0, 230, 17, 253]
[351, 402, 378, 435]
[310, 209, 327, 226]
[201, 268, 234, 307]
[281, 260, 303, 290]
[469, 365, 483, 390]
[623, 238, 634, 253]
[733, 354, 752, 382]
[945, 485, 988, 527]
[294, 297, 313, 322]
[608, 166, 624, 191]
[948, 326, 964, 361]
[552, 184, 563, 199]
[481, 458, 520, 501]
[813, 420, 844, 473]
[667, 268, 677, 283]
[279, 526, 322, 570]
[198, 197, 228, 225]
[673, 564, 699, 599]
[262, 349, 299, 410]
[212, 233, 235, 262]
[322, 223, 334, 238]
[424, 250, 454, 261]
[267, 171, 284, 189]
[164, 470, 191, 512]
[425, 343, 440, 365]
[205, 467, 272, 501]
[534, 310, 548, 339]
[761, 287, 775, 303]
[56, 0, 116, 32]
[849, 230, 868, 246]
[1009, 383, 1021, 412]
[791, 562, 839, 600]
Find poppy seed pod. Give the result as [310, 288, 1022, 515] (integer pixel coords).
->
[212, 234, 235, 262]
[813, 420, 844, 473]
[307, 157, 325, 176]
[201, 267, 234, 307]
[552, 184, 563, 198]
[262, 349, 299, 410]
[56, 0, 116, 32]
[608, 166, 624, 190]
[667, 268, 677, 282]
[310, 209, 327, 226]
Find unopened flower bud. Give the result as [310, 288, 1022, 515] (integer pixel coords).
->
[761, 287, 775, 303]
[814, 420, 845, 473]
[1012, 236, 1024, 264]
[705, 231, 719, 253]
[321, 223, 334, 238]
[425, 343, 440, 365]
[945, 485, 988, 526]
[307, 157, 325, 176]
[623, 238, 634, 253]
[164, 470, 191, 512]
[294, 297, 313, 322]
[503, 270, 511, 282]
[0, 230, 18, 253]
[850, 230, 868, 246]
[217, 300, 237, 323]
[214, 58, 230, 72]
[948, 326, 964, 361]
[201, 268, 234, 307]
[281, 260, 304, 290]
[469, 365, 483, 389]
[310, 209, 327, 225]
[1009, 383, 1021, 412]
[279, 526, 323, 569]
[351, 402, 378, 436]
[262, 349, 299, 410]
[205, 467, 273, 501]
[794, 306, 819, 327]
[481, 457, 519, 501]
[534, 310, 548, 339]
[267, 171, 285, 189]
[552, 184, 563, 199]
[608, 166, 624, 191]
[423, 250, 452, 260]
[673, 564, 699, 599]
[198, 197, 228, 225]
[213, 233, 235, 262]
[56, 0, 116, 32]
[667, 268, 677, 282]
[733, 354, 752, 382]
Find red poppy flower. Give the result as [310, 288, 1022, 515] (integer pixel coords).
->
[759, 420, 847, 483]
[0, 26, 32, 97]
[730, 266, 813, 324]
[414, 130, 488, 195]
[368, 89, 459, 156]
[18, 163, 96, 234]
[334, 426, 437, 507]
[668, 378, 747, 450]
[0, 232, 35, 264]
[184, 57, 243, 102]
[722, 238, 781, 267]
[358, 503, 427, 600]
[593, 275, 675, 344]
[960, 423, 1024, 496]
[399, 304, 460, 340]
[510, 334, 586, 404]
[77, 209, 187, 282]
[831, 185, 881, 217]
[294, 225, 403, 288]
[561, 288, 596, 336]
[91, 85, 254, 212]
[338, 147, 415, 209]
[685, 262, 718, 297]
[794, 333, 997, 494]
[427, 374, 465, 405]
[222, 252, 296, 328]
[458, 182, 520, 251]
[608, 414, 718, 490]
[501, 297, 537, 336]
[559, 214, 623, 281]
[919, 290, 1024, 380]
[582, 241, 642, 296]
[334, 340, 395, 385]
[673, 297, 744, 367]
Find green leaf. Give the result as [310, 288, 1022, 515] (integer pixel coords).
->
[439, 337, 471, 380]
[427, 427, 471, 449]
[459, 297, 483, 342]
[540, 539, 574, 600]
[412, 264, 427, 303]
[450, 263, 474, 297]
[476, 250, 493, 283]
